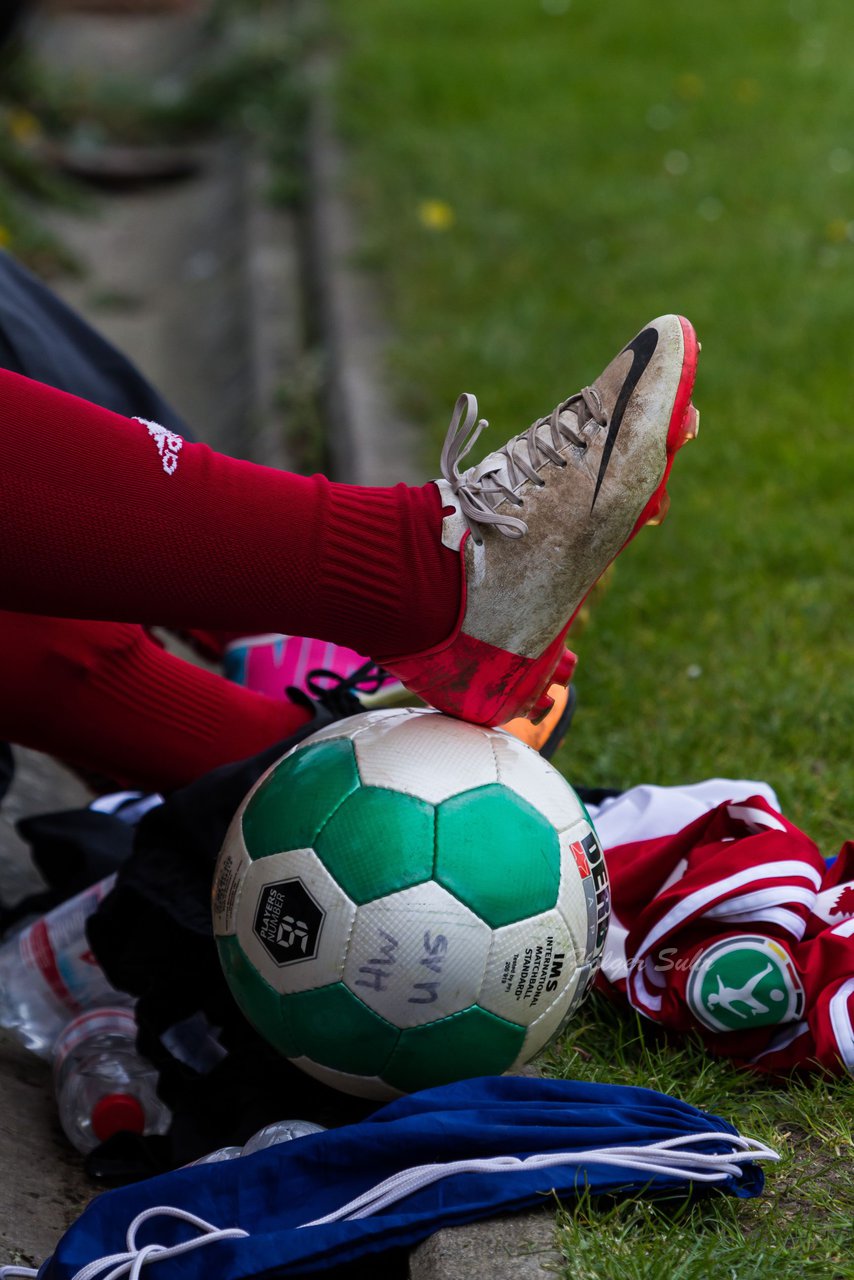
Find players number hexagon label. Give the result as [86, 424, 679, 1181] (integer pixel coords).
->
[253, 878, 325, 966]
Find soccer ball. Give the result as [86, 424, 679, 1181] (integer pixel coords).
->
[213, 708, 609, 1100]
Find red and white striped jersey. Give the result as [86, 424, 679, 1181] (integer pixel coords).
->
[588, 781, 854, 1075]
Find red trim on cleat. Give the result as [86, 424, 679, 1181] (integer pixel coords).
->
[385, 622, 578, 728]
[631, 316, 699, 540]
[532, 691, 555, 723]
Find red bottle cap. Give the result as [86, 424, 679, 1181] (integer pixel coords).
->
[91, 1093, 146, 1142]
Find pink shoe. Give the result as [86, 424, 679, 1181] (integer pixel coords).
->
[223, 634, 407, 708]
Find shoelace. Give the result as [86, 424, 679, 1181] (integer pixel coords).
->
[303, 660, 391, 720]
[282, 660, 391, 724]
[440, 388, 607, 543]
[301, 1132, 780, 1225]
[0, 1132, 777, 1279]
[0, 1207, 248, 1280]
[306, 660, 390, 698]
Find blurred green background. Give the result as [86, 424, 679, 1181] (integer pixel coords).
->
[330, 0, 853, 853]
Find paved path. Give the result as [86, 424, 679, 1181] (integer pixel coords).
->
[0, 3, 298, 1267]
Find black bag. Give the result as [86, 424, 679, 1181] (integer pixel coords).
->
[85, 690, 376, 1180]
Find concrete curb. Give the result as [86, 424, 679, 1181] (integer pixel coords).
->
[0, 6, 302, 1269]
[301, 37, 564, 1280]
[410, 1210, 562, 1280]
[302, 53, 422, 487]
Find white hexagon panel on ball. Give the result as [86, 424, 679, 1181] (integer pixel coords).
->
[353, 709, 498, 803]
[288, 1056, 403, 1102]
[511, 961, 588, 1070]
[343, 882, 492, 1028]
[489, 730, 589, 833]
[212, 833, 252, 940]
[557, 820, 610, 968]
[478, 908, 577, 1027]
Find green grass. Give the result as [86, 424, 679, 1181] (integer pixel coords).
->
[322, 4, 854, 1274]
[545, 993, 854, 1274]
[328, 0, 853, 857]
[544, 994, 854, 1279]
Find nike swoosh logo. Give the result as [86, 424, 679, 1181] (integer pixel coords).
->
[590, 326, 659, 509]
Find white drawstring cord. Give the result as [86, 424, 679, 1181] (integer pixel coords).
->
[0, 1207, 249, 1280]
[0, 1131, 777, 1278]
[301, 1132, 780, 1225]
[70, 1207, 248, 1280]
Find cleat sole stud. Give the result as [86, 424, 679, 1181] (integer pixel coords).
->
[646, 489, 671, 527]
[553, 648, 577, 687]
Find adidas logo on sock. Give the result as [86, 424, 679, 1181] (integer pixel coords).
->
[135, 417, 184, 475]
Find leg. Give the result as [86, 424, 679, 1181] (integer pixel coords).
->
[0, 369, 460, 657]
[0, 611, 312, 792]
[0, 313, 699, 726]
[0, 256, 316, 787]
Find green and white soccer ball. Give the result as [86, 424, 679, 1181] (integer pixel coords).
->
[213, 707, 609, 1100]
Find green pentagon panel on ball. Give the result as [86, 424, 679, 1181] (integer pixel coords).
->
[434, 784, 561, 927]
[242, 738, 361, 859]
[216, 934, 302, 1059]
[283, 982, 400, 1076]
[382, 1005, 527, 1094]
[314, 786, 435, 904]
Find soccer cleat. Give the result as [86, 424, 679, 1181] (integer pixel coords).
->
[223, 633, 407, 709]
[379, 314, 699, 727]
[501, 682, 577, 759]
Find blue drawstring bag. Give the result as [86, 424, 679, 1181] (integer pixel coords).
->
[24, 1077, 776, 1280]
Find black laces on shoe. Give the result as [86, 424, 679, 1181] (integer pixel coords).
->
[300, 661, 390, 719]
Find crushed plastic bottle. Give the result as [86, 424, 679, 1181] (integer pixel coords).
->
[192, 1118, 326, 1166]
[241, 1119, 326, 1155]
[53, 1006, 171, 1155]
[190, 1145, 243, 1166]
[0, 876, 125, 1057]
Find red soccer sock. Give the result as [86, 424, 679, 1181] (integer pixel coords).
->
[0, 371, 461, 658]
[0, 611, 312, 793]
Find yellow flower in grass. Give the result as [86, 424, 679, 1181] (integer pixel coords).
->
[418, 199, 455, 231]
[825, 218, 849, 244]
[676, 72, 704, 100]
[734, 78, 760, 105]
[7, 109, 41, 144]
[0, 226, 11, 250]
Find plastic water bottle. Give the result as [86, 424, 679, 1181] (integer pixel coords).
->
[241, 1119, 326, 1154]
[190, 1145, 243, 1166]
[53, 1007, 171, 1154]
[0, 876, 124, 1057]
[192, 1119, 326, 1165]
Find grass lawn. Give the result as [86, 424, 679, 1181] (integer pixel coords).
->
[548, 994, 854, 1278]
[329, 0, 852, 854]
[327, 2, 854, 1274]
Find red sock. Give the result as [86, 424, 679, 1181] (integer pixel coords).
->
[0, 371, 460, 658]
[0, 611, 312, 792]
